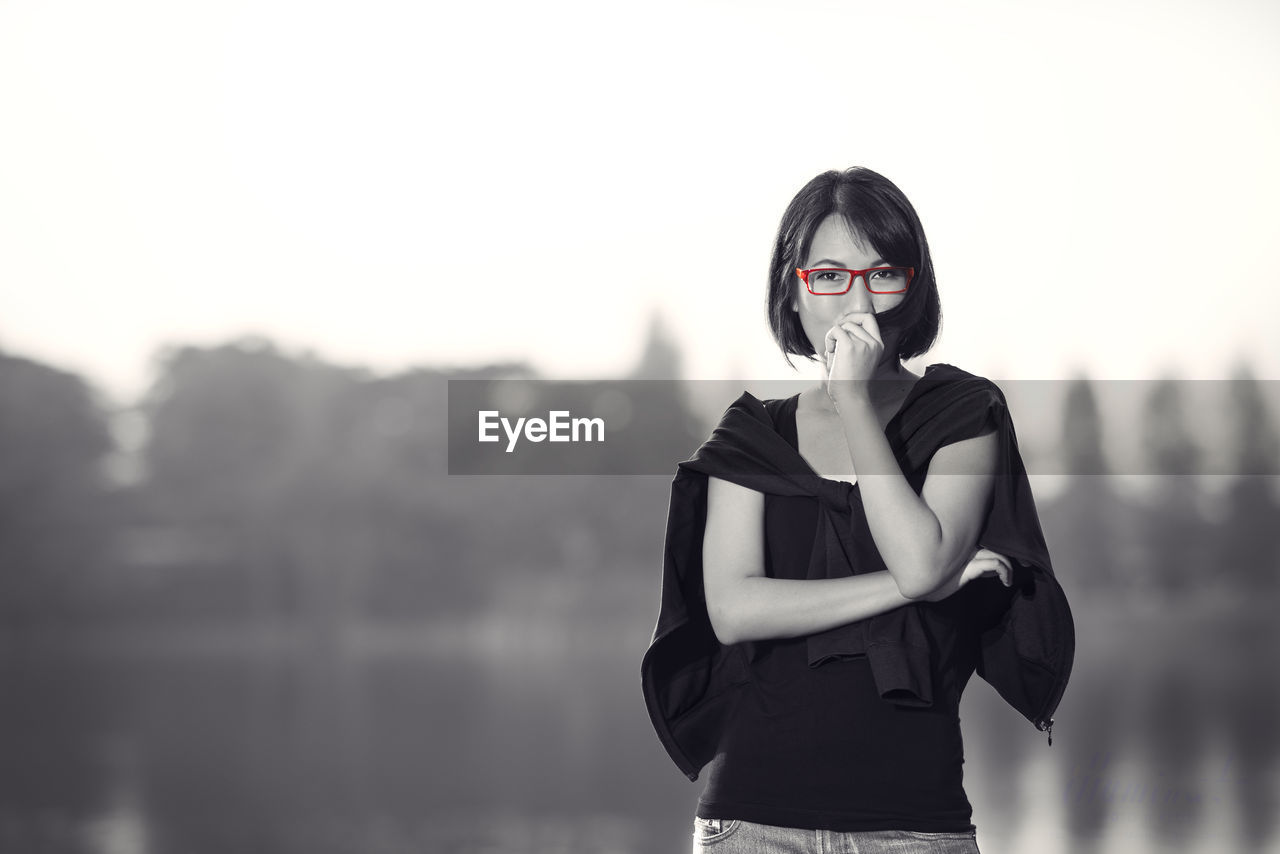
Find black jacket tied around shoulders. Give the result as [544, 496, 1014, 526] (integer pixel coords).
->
[640, 365, 1075, 781]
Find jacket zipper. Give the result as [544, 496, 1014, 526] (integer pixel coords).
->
[1035, 674, 1066, 746]
[1035, 641, 1072, 746]
[1034, 661, 1067, 746]
[1031, 567, 1072, 748]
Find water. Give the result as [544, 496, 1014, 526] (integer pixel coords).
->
[1, 599, 1277, 854]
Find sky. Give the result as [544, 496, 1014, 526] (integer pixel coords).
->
[2, 0, 1279, 407]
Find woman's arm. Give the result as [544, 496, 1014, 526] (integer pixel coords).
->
[702, 475, 917, 645]
[835, 397, 998, 600]
[822, 312, 1001, 600]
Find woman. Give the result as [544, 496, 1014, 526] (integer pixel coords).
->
[641, 168, 1074, 853]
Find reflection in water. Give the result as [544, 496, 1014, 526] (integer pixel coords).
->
[1219, 619, 1280, 852]
[0, 603, 1276, 854]
[1005, 750, 1070, 854]
[82, 738, 150, 854]
[1142, 645, 1207, 846]
[1057, 644, 1126, 849]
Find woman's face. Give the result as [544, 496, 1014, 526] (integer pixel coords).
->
[791, 213, 908, 358]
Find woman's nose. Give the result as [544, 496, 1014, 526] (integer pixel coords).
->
[840, 277, 873, 311]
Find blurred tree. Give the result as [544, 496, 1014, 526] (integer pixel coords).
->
[1143, 378, 1202, 476]
[625, 308, 704, 465]
[1043, 375, 1129, 592]
[1061, 376, 1107, 476]
[0, 333, 701, 638]
[0, 351, 113, 628]
[1218, 364, 1280, 594]
[139, 338, 368, 639]
[353, 363, 540, 618]
[30, 325, 705, 637]
[1138, 377, 1207, 594]
[629, 309, 683, 381]
[135, 341, 666, 629]
[140, 337, 359, 522]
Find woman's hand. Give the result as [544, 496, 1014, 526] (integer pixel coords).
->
[916, 548, 1014, 603]
[824, 311, 884, 407]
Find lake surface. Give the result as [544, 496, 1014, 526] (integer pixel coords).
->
[2, 598, 1277, 854]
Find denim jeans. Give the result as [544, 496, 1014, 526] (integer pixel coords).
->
[692, 817, 981, 853]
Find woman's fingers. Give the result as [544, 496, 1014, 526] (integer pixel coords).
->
[823, 326, 850, 370]
[827, 321, 869, 348]
[839, 320, 880, 350]
[971, 548, 1014, 586]
[843, 311, 884, 348]
[835, 312, 881, 345]
[994, 557, 1011, 587]
[963, 557, 1013, 587]
[824, 316, 882, 389]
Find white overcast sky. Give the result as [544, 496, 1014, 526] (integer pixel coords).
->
[2, 0, 1278, 406]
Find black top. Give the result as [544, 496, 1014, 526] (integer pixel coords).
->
[694, 393, 1006, 833]
[642, 365, 1073, 793]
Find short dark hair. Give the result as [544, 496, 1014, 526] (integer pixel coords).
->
[767, 167, 941, 367]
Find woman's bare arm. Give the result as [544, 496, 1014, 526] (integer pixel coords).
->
[822, 314, 1000, 600]
[835, 396, 999, 600]
[702, 475, 917, 645]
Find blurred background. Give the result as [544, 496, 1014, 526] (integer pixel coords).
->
[2, 0, 1279, 852]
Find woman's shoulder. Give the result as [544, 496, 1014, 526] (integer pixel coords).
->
[723, 389, 801, 424]
[923, 362, 993, 383]
[922, 363, 1008, 403]
[693, 390, 798, 450]
[904, 364, 1011, 444]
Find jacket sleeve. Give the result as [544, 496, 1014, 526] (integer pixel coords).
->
[895, 370, 1075, 731]
[640, 468, 752, 781]
[930, 376, 1075, 730]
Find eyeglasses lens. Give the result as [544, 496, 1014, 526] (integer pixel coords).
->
[808, 268, 910, 294]
[809, 270, 852, 294]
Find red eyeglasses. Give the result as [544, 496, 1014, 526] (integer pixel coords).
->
[796, 266, 915, 295]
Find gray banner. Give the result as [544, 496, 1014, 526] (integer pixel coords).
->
[447, 378, 1280, 477]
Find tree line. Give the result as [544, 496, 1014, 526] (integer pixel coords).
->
[1, 326, 1276, 638]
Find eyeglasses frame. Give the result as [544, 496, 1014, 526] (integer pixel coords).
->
[795, 266, 915, 295]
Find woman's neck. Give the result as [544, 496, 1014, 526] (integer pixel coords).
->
[802, 357, 919, 413]
[822, 355, 911, 383]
